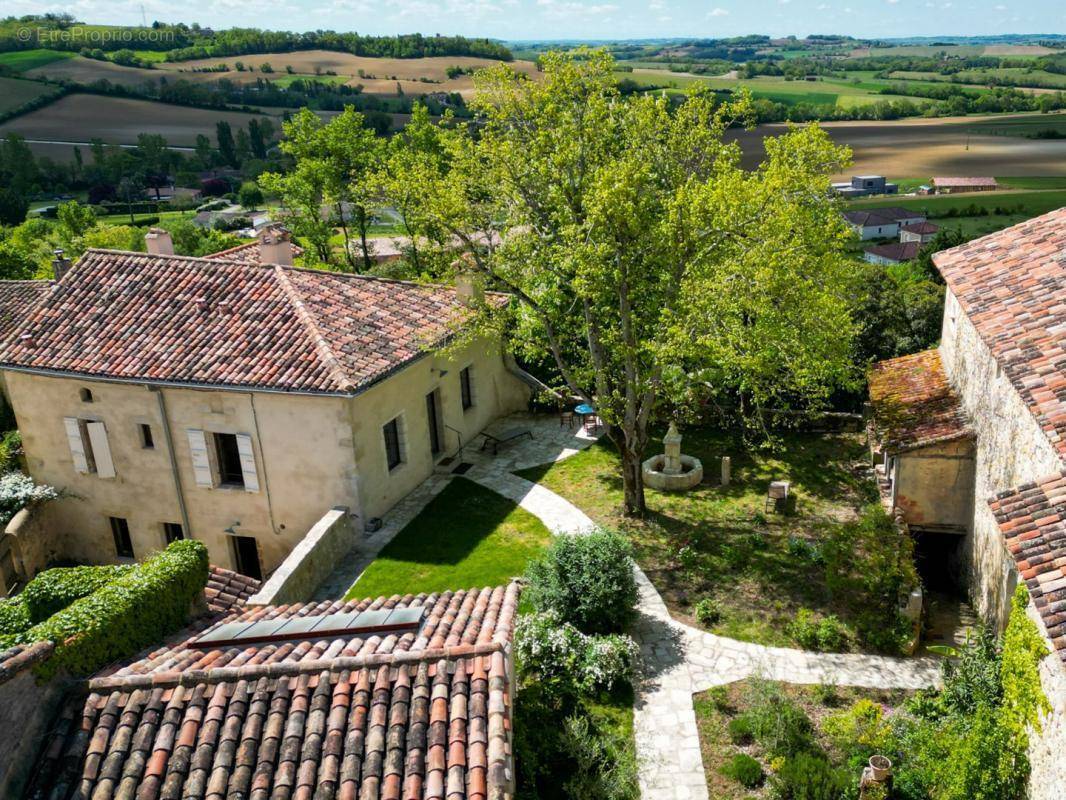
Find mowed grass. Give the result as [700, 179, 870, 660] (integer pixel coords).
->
[0, 48, 75, 72]
[346, 477, 552, 598]
[0, 76, 60, 114]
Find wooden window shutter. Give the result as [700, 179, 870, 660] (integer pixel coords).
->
[85, 421, 115, 478]
[63, 417, 90, 474]
[235, 433, 260, 493]
[186, 429, 213, 487]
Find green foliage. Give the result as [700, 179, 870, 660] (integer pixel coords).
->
[1000, 583, 1051, 730]
[720, 753, 764, 788]
[560, 715, 640, 800]
[20, 564, 134, 623]
[939, 624, 1002, 716]
[695, 597, 722, 626]
[0, 596, 30, 637]
[7, 540, 209, 678]
[525, 529, 637, 635]
[822, 504, 918, 654]
[821, 699, 891, 759]
[787, 608, 849, 652]
[771, 752, 849, 800]
[727, 715, 754, 745]
[0, 430, 22, 472]
[237, 181, 264, 209]
[739, 679, 814, 758]
[0, 471, 59, 526]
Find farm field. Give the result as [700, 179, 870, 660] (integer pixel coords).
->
[24, 55, 214, 89]
[0, 48, 75, 72]
[729, 113, 1066, 177]
[0, 94, 281, 150]
[850, 43, 1055, 58]
[0, 76, 60, 114]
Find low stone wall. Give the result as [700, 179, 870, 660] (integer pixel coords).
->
[1, 503, 61, 595]
[247, 506, 354, 606]
[0, 642, 67, 798]
[1027, 604, 1066, 800]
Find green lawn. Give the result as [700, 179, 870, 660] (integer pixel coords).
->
[516, 428, 880, 648]
[346, 477, 552, 598]
[0, 49, 75, 72]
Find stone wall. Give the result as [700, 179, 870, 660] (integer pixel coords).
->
[0, 642, 66, 798]
[1, 503, 61, 593]
[938, 289, 1062, 624]
[892, 438, 975, 531]
[247, 506, 354, 605]
[1026, 603, 1066, 800]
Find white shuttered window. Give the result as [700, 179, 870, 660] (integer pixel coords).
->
[186, 429, 213, 487]
[63, 417, 90, 474]
[85, 421, 115, 478]
[235, 434, 260, 493]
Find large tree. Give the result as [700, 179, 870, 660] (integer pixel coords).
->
[389, 51, 858, 516]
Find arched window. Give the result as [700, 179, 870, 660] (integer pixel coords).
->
[79, 388, 93, 403]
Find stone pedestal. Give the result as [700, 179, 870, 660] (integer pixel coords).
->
[721, 456, 731, 487]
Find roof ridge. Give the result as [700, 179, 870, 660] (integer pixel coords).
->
[271, 265, 358, 394]
[87, 641, 506, 693]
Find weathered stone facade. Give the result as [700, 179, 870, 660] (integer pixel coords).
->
[1027, 603, 1066, 800]
[938, 289, 1062, 624]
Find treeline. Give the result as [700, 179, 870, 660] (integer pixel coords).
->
[164, 30, 512, 62]
[0, 15, 195, 53]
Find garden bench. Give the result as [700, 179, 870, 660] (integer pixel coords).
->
[479, 428, 533, 455]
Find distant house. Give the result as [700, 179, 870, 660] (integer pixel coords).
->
[843, 207, 927, 240]
[863, 241, 921, 265]
[931, 177, 998, 194]
[831, 175, 899, 199]
[900, 221, 940, 244]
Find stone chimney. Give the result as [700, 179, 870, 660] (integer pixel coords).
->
[51, 250, 72, 282]
[258, 226, 293, 266]
[145, 227, 174, 256]
[453, 254, 484, 308]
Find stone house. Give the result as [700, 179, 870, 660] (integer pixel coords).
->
[842, 207, 927, 240]
[0, 230, 528, 583]
[899, 221, 939, 244]
[869, 207, 1066, 796]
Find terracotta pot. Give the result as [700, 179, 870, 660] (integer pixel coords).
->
[869, 754, 892, 781]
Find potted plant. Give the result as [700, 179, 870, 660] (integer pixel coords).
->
[869, 754, 892, 781]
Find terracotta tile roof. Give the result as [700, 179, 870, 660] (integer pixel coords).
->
[932, 176, 998, 188]
[204, 240, 306, 264]
[0, 250, 503, 396]
[0, 279, 51, 342]
[869, 349, 971, 453]
[25, 583, 520, 800]
[864, 241, 920, 263]
[990, 470, 1066, 664]
[0, 640, 53, 686]
[204, 565, 261, 615]
[933, 207, 1066, 458]
[901, 222, 939, 235]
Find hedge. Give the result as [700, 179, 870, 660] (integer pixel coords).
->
[0, 597, 30, 637]
[20, 564, 134, 623]
[8, 539, 209, 679]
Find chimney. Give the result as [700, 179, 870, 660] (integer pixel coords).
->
[145, 227, 174, 256]
[259, 226, 293, 266]
[453, 254, 484, 308]
[51, 249, 72, 281]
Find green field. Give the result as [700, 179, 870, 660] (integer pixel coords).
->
[0, 76, 60, 114]
[270, 73, 347, 89]
[0, 49, 75, 72]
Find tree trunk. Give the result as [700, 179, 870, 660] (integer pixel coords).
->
[614, 427, 647, 517]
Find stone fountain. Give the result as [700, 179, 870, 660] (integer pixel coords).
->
[642, 422, 703, 491]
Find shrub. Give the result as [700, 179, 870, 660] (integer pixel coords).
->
[0, 597, 31, 637]
[525, 529, 637, 634]
[771, 752, 848, 800]
[0, 430, 22, 472]
[722, 538, 753, 570]
[720, 753, 764, 788]
[742, 680, 814, 758]
[0, 472, 60, 526]
[789, 609, 849, 652]
[8, 540, 209, 678]
[562, 715, 640, 800]
[20, 564, 134, 623]
[695, 598, 721, 626]
[728, 715, 754, 745]
[821, 699, 890, 759]
[515, 612, 638, 700]
[787, 536, 822, 564]
[676, 544, 700, 571]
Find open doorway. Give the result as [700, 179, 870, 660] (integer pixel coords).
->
[231, 534, 263, 580]
[913, 530, 976, 652]
[426, 389, 444, 457]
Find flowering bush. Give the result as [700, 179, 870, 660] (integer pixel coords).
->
[0, 471, 59, 526]
[516, 611, 638, 698]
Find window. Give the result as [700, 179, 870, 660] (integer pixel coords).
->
[163, 522, 184, 544]
[110, 517, 133, 558]
[213, 433, 245, 487]
[460, 366, 473, 411]
[139, 423, 155, 449]
[383, 418, 403, 471]
[63, 418, 115, 478]
[80, 388, 93, 403]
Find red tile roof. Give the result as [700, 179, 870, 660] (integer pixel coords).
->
[864, 241, 920, 263]
[0, 640, 53, 686]
[933, 207, 1066, 458]
[0, 250, 502, 396]
[0, 279, 51, 342]
[204, 240, 306, 264]
[990, 471, 1066, 664]
[26, 583, 520, 800]
[932, 176, 998, 188]
[204, 565, 261, 615]
[869, 349, 971, 453]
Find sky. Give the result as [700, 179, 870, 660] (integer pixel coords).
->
[7, 0, 1066, 42]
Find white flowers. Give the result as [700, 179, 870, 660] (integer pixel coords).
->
[0, 471, 60, 526]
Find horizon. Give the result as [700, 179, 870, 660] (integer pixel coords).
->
[5, 1, 1066, 43]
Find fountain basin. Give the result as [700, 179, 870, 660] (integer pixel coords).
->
[642, 453, 703, 491]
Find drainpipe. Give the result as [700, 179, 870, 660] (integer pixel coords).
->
[150, 385, 192, 538]
[248, 392, 280, 536]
